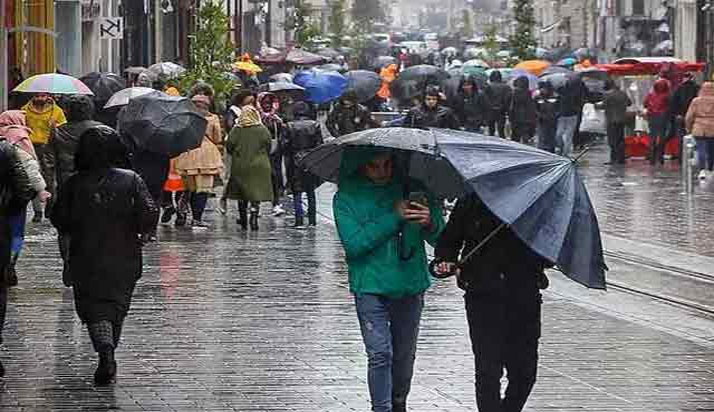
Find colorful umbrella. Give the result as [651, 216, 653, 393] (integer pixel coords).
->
[13, 73, 94, 95]
[233, 60, 263, 73]
[514, 60, 551, 76]
[293, 70, 347, 104]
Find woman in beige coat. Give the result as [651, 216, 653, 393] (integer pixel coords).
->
[174, 94, 223, 227]
[685, 82, 714, 177]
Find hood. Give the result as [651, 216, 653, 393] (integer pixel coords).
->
[489, 70, 502, 83]
[698, 82, 714, 97]
[24, 100, 56, 115]
[238, 105, 263, 128]
[0, 110, 33, 153]
[338, 146, 395, 184]
[64, 95, 95, 122]
[653, 78, 671, 94]
[75, 125, 128, 171]
[513, 76, 530, 90]
[257, 92, 280, 115]
[0, 110, 27, 129]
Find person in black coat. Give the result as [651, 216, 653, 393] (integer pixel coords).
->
[326, 90, 376, 137]
[0, 139, 36, 377]
[50, 125, 158, 385]
[509, 76, 537, 144]
[404, 86, 460, 130]
[455, 76, 489, 132]
[534, 80, 560, 153]
[433, 194, 550, 412]
[284, 102, 324, 227]
[670, 73, 700, 160]
[598, 79, 632, 164]
[485, 70, 513, 138]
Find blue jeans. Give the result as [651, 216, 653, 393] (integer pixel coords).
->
[8, 209, 26, 255]
[292, 189, 316, 220]
[696, 138, 714, 171]
[355, 293, 424, 412]
[555, 115, 578, 157]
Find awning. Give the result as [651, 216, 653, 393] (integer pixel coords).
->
[541, 19, 562, 33]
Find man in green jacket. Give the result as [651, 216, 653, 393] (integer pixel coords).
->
[333, 147, 445, 412]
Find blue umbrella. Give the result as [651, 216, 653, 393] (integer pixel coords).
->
[301, 128, 606, 289]
[293, 70, 348, 104]
[558, 57, 577, 67]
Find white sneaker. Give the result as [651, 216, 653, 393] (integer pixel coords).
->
[272, 205, 286, 217]
[698, 170, 709, 180]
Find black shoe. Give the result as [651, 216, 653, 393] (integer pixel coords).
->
[0, 360, 5, 377]
[294, 216, 304, 228]
[32, 212, 43, 223]
[393, 402, 407, 412]
[94, 350, 117, 385]
[161, 207, 175, 224]
[175, 213, 187, 227]
[7, 266, 17, 287]
[249, 213, 259, 231]
[62, 263, 73, 287]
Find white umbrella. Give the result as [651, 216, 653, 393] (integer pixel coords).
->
[104, 87, 157, 108]
[148, 62, 186, 79]
[463, 59, 490, 69]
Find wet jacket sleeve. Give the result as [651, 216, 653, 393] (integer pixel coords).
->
[434, 198, 467, 263]
[6, 145, 37, 211]
[133, 174, 159, 235]
[49, 178, 73, 234]
[685, 98, 697, 132]
[333, 192, 402, 260]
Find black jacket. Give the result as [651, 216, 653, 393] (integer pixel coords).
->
[485, 81, 513, 115]
[600, 89, 632, 124]
[509, 79, 536, 126]
[534, 93, 561, 124]
[670, 79, 700, 117]
[435, 195, 548, 300]
[404, 104, 460, 130]
[285, 118, 323, 192]
[51, 168, 158, 323]
[326, 103, 375, 137]
[50, 120, 102, 188]
[0, 140, 38, 280]
[455, 90, 489, 129]
[558, 78, 586, 117]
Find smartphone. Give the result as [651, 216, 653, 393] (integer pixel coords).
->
[408, 191, 429, 207]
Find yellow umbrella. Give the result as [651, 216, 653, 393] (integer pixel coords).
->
[514, 60, 551, 76]
[233, 61, 263, 73]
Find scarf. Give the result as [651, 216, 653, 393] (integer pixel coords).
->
[239, 106, 263, 128]
[0, 110, 36, 158]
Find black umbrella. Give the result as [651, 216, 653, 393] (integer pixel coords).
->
[539, 72, 578, 90]
[118, 93, 208, 158]
[345, 70, 381, 103]
[372, 55, 397, 69]
[301, 127, 607, 289]
[390, 65, 449, 104]
[258, 81, 305, 100]
[79, 72, 127, 104]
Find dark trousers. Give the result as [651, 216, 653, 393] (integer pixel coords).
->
[511, 122, 534, 144]
[87, 320, 123, 352]
[465, 292, 541, 412]
[0, 286, 6, 344]
[488, 112, 507, 138]
[271, 154, 284, 206]
[293, 189, 317, 223]
[607, 122, 626, 163]
[648, 114, 669, 164]
[32, 143, 55, 213]
[537, 122, 557, 153]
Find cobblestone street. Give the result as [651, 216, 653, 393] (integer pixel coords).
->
[2, 142, 714, 411]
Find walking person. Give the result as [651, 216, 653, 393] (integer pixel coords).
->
[405, 86, 460, 130]
[670, 73, 700, 163]
[485, 70, 512, 138]
[225, 106, 274, 231]
[509, 76, 537, 144]
[685, 82, 714, 177]
[534, 81, 560, 153]
[326, 90, 375, 137]
[220, 88, 256, 214]
[333, 147, 444, 412]
[599, 79, 632, 165]
[22, 92, 67, 221]
[554, 76, 585, 156]
[50, 125, 158, 385]
[0, 111, 50, 286]
[433, 194, 551, 412]
[258, 92, 288, 217]
[284, 102, 323, 228]
[174, 94, 224, 228]
[644, 79, 672, 165]
[0, 137, 36, 377]
[455, 76, 489, 133]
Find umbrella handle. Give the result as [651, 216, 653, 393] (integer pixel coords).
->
[429, 258, 458, 279]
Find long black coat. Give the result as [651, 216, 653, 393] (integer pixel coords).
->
[0, 141, 36, 281]
[50, 120, 102, 189]
[51, 168, 158, 323]
[404, 104, 460, 130]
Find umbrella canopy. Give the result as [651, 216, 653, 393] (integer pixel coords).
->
[270, 73, 294, 83]
[486, 68, 513, 82]
[398, 65, 449, 84]
[557, 57, 577, 67]
[463, 48, 484, 59]
[258, 82, 305, 100]
[79, 72, 126, 104]
[293, 70, 348, 104]
[13, 73, 94, 95]
[441, 46, 458, 55]
[464, 59, 490, 69]
[233, 60, 263, 73]
[345, 70, 381, 103]
[118, 93, 207, 157]
[539, 71, 579, 90]
[301, 128, 607, 289]
[316, 63, 346, 73]
[104, 87, 157, 108]
[463, 65, 488, 78]
[148, 62, 186, 79]
[124, 66, 148, 75]
[540, 65, 573, 77]
[372, 55, 397, 69]
[315, 47, 341, 59]
[514, 60, 551, 76]
[287, 49, 326, 65]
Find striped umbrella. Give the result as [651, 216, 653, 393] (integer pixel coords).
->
[12, 73, 94, 95]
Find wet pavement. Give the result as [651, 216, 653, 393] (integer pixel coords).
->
[3, 140, 714, 411]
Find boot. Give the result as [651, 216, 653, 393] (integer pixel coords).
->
[237, 208, 248, 230]
[7, 253, 18, 287]
[308, 213, 317, 227]
[94, 350, 117, 385]
[161, 207, 175, 224]
[249, 211, 259, 231]
[175, 212, 187, 227]
[294, 216, 304, 228]
[393, 402, 407, 412]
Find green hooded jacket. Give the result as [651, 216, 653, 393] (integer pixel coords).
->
[333, 147, 445, 298]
